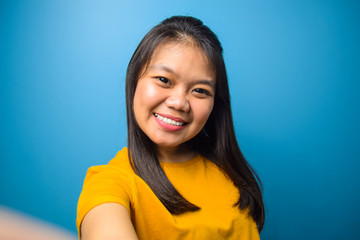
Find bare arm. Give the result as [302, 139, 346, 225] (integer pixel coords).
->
[80, 203, 138, 240]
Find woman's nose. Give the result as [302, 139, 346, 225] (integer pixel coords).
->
[165, 89, 190, 112]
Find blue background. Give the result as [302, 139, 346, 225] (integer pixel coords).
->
[1, 0, 359, 239]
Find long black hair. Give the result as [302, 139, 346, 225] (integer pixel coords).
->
[125, 16, 265, 231]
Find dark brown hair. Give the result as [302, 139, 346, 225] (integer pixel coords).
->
[125, 16, 265, 231]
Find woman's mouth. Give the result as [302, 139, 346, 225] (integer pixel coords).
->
[154, 113, 186, 126]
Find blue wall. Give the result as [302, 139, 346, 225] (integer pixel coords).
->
[1, 0, 359, 239]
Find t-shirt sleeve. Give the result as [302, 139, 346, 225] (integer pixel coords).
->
[76, 164, 134, 235]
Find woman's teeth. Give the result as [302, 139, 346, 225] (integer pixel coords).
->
[154, 113, 184, 126]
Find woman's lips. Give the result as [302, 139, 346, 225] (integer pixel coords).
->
[153, 113, 187, 130]
[154, 113, 186, 123]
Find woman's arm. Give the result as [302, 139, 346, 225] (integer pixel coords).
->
[80, 203, 138, 240]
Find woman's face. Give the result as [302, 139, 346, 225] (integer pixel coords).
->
[133, 41, 215, 151]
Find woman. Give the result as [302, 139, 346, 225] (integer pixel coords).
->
[77, 16, 265, 239]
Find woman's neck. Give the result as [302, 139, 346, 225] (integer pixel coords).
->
[156, 145, 196, 163]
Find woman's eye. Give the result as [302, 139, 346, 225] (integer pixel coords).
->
[157, 77, 170, 84]
[193, 88, 210, 96]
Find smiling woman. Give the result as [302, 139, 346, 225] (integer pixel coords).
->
[133, 41, 215, 156]
[76, 16, 264, 240]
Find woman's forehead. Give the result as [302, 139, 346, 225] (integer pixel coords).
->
[147, 41, 214, 75]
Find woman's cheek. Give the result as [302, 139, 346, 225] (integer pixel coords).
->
[144, 84, 160, 99]
[136, 80, 160, 105]
[194, 100, 214, 121]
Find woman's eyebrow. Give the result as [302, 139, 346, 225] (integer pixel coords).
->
[149, 65, 175, 74]
[192, 79, 215, 89]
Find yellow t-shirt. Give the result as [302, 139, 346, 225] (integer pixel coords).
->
[76, 147, 260, 239]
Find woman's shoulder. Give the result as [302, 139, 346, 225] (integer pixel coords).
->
[77, 147, 136, 235]
[82, 147, 135, 185]
[107, 147, 133, 171]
